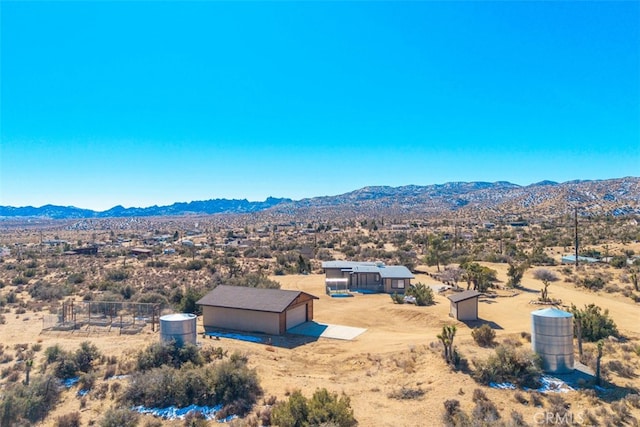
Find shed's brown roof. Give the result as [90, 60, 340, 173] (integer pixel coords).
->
[196, 285, 318, 313]
[447, 290, 481, 303]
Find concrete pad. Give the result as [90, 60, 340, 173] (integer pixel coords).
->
[288, 321, 366, 340]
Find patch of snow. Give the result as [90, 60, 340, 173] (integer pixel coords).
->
[489, 382, 516, 390]
[132, 404, 223, 420]
[62, 377, 80, 388]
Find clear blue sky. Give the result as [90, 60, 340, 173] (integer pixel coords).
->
[1, 1, 638, 210]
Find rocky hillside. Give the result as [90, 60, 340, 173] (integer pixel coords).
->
[1, 177, 638, 220]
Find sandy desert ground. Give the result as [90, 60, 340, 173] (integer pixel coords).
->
[2, 261, 639, 426]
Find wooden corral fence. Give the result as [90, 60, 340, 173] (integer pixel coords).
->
[42, 300, 162, 335]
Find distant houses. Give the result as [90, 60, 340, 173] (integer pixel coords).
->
[322, 261, 414, 294]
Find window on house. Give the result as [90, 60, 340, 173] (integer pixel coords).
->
[392, 279, 405, 289]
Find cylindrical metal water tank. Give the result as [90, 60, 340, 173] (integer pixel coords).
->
[531, 307, 574, 374]
[160, 313, 197, 346]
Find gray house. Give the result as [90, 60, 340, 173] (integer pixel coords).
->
[322, 261, 414, 293]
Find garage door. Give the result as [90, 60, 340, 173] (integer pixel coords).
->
[286, 304, 307, 330]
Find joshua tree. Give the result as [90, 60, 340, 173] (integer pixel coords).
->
[533, 269, 558, 302]
[24, 359, 33, 385]
[630, 268, 639, 292]
[595, 340, 604, 386]
[437, 324, 457, 365]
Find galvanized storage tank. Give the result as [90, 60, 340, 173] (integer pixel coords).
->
[160, 313, 197, 346]
[531, 307, 574, 374]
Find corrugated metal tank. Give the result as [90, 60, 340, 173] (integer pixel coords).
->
[160, 313, 197, 346]
[531, 307, 574, 374]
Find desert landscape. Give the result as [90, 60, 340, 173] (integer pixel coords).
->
[0, 202, 639, 426]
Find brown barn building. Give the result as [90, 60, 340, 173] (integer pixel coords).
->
[447, 290, 481, 321]
[197, 286, 318, 335]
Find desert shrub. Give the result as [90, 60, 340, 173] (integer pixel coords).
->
[66, 272, 85, 284]
[473, 345, 542, 388]
[580, 275, 606, 290]
[45, 344, 63, 364]
[546, 394, 569, 419]
[183, 411, 208, 427]
[387, 386, 425, 400]
[606, 360, 635, 378]
[0, 374, 61, 425]
[390, 292, 405, 304]
[75, 341, 100, 373]
[46, 260, 66, 269]
[31, 343, 42, 352]
[472, 388, 488, 403]
[100, 407, 139, 427]
[78, 372, 96, 392]
[29, 281, 69, 301]
[271, 388, 357, 427]
[178, 287, 204, 314]
[55, 412, 81, 427]
[6, 291, 17, 304]
[626, 394, 640, 408]
[55, 357, 79, 380]
[610, 255, 628, 268]
[442, 399, 471, 427]
[136, 341, 203, 371]
[471, 324, 496, 347]
[12, 276, 28, 286]
[472, 398, 500, 424]
[514, 391, 528, 405]
[146, 260, 169, 268]
[105, 269, 129, 282]
[406, 283, 434, 306]
[220, 273, 281, 289]
[123, 353, 261, 417]
[135, 292, 168, 305]
[529, 391, 543, 407]
[23, 269, 36, 278]
[184, 260, 206, 271]
[571, 304, 619, 341]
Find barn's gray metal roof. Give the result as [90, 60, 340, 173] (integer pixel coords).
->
[447, 290, 481, 303]
[197, 285, 318, 313]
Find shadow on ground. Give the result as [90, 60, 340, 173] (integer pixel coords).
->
[203, 327, 319, 349]
[461, 318, 504, 330]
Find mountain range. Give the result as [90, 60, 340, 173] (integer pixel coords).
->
[1, 177, 639, 220]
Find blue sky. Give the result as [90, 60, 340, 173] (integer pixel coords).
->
[1, 1, 638, 210]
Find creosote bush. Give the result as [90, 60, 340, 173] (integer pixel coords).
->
[123, 351, 261, 419]
[471, 324, 496, 347]
[473, 344, 542, 388]
[271, 388, 357, 427]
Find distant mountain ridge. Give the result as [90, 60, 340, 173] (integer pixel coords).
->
[0, 197, 292, 219]
[1, 177, 639, 219]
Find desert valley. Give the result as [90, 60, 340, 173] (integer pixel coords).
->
[0, 178, 639, 426]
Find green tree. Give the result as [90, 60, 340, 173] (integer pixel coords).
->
[461, 262, 497, 292]
[506, 261, 528, 288]
[424, 235, 449, 272]
[406, 283, 434, 306]
[569, 304, 618, 342]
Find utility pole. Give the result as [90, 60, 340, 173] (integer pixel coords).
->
[574, 207, 579, 268]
